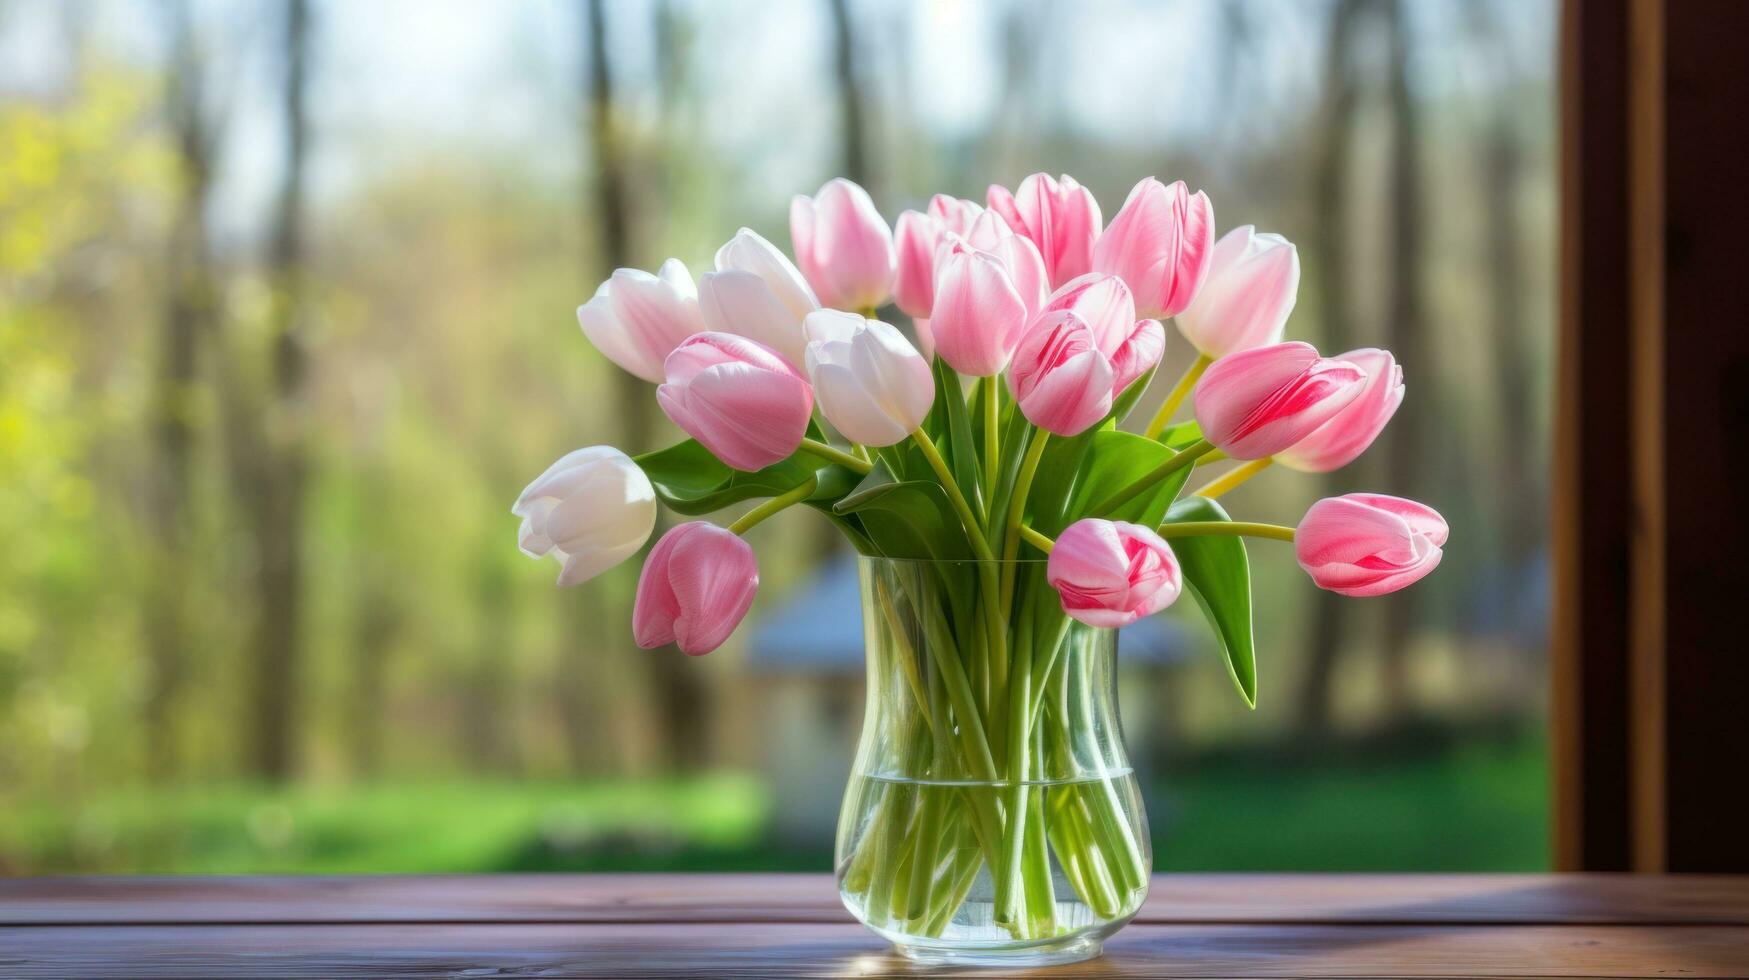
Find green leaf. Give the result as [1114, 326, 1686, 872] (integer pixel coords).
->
[1064, 429, 1192, 528]
[1164, 496, 1256, 707]
[633, 438, 818, 515]
[1024, 427, 1098, 536]
[1158, 419, 1204, 450]
[834, 462, 974, 561]
[931, 358, 983, 514]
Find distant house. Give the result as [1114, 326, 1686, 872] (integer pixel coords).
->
[748, 557, 1193, 846]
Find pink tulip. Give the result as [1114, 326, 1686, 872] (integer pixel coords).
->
[893, 211, 939, 319]
[1109, 317, 1166, 395]
[1047, 518, 1183, 628]
[656, 332, 815, 472]
[892, 195, 982, 319]
[1295, 494, 1447, 598]
[1091, 177, 1214, 319]
[987, 173, 1102, 289]
[633, 521, 759, 655]
[1193, 342, 1366, 460]
[790, 178, 895, 311]
[929, 248, 1030, 376]
[958, 211, 1049, 320]
[1007, 311, 1114, 436]
[1037, 273, 1165, 393]
[1277, 349, 1405, 473]
[1174, 225, 1300, 358]
[576, 259, 707, 383]
[1039, 273, 1135, 353]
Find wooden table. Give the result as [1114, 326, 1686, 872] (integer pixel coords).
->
[4, 873, 1747, 977]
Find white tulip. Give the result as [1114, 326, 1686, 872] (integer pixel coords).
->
[803, 310, 935, 447]
[698, 228, 819, 368]
[576, 259, 707, 384]
[513, 447, 657, 587]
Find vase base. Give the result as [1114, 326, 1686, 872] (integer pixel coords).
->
[892, 935, 1104, 967]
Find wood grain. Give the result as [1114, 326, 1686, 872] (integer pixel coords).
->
[7, 875, 1746, 977]
[0, 921, 1744, 979]
[6, 873, 1747, 926]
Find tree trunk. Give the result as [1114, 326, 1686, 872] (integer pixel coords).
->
[143, 0, 215, 783]
[1296, 0, 1367, 734]
[584, 0, 709, 773]
[245, 0, 312, 782]
[1378, 0, 1428, 714]
[827, 0, 869, 186]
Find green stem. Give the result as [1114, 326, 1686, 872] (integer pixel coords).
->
[910, 428, 994, 560]
[1156, 520, 1296, 542]
[1192, 457, 1274, 500]
[982, 376, 1000, 522]
[1090, 438, 1214, 516]
[1019, 524, 1055, 555]
[727, 476, 817, 535]
[1143, 353, 1212, 438]
[797, 437, 873, 474]
[994, 598, 1035, 929]
[999, 431, 1050, 606]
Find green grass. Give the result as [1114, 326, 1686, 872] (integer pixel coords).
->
[2, 775, 771, 874]
[1, 736, 1548, 874]
[1152, 735, 1549, 871]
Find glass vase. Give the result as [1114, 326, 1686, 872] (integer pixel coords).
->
[835, 556, 1149, 967]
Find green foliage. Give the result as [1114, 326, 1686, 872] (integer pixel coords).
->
[1165, 497, 1258, 707]
[635, 437, 820, 515]
[1073, 429, 1193, 526]
[834, 462, 974, 562]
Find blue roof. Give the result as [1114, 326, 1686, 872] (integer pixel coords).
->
[749, 557, 1192, 673]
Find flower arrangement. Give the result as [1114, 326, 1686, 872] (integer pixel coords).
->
[515, 173, 1446, 957]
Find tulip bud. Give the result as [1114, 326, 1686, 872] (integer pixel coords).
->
[1193, 342, 1366, 460]
[1296, 493, 1447, 597]
[1174, 225, 1300, 359]
[929, 248, 1031, 377]
[698, 228, 819, 369]
[790, 178, 896, 311]
[803, 310, 935, 446]
[1277, 349, 1405, 473]
[633, 521, 760, 655]
[987, 173, 1103, 290]
[576, 259, 707, 384]
[893, 195, 983, 320]
[1037, 274, 1166, 397]
[958, 210, 1048, 320]
[1047, 518, 1184, 627]
[657, 332, 815, 472]
[1007, 311, 1114, 437]
[1091, 177, 1214, 319]
[512, 447, 657, 587]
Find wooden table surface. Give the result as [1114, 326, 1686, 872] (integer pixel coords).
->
[4, 873, 1747, 978]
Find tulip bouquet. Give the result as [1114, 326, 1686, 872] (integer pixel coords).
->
[516, 173, 1446, 958]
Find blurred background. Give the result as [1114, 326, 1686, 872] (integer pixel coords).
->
[0, 0, 1554, 874]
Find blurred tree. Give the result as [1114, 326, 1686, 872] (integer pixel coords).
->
[141, 0, 216, 782]
[582, 0, 708, 772]
[1377, 0, 1430, 712]
[827, 0, 870, 187]
[225, 0, 313, 782]
[1471, 2, 1542, 600]
[1297, 0, 1368, 733]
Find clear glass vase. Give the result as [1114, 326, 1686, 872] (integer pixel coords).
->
[835, 556, 1149, 967]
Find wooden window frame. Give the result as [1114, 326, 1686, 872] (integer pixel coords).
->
[1554, 0, 1749, 872]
